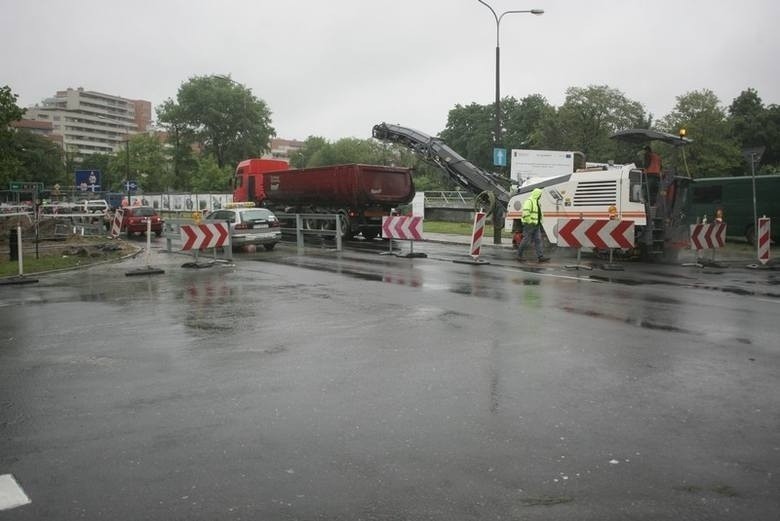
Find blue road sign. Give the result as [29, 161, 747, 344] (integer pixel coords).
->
[493, 147, 507, 167]
[75, 170, 102, 192]
[124, 180, 139, 192]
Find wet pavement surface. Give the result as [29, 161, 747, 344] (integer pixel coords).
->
[1, 236, 779, 520]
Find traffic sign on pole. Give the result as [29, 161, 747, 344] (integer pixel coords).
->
[493, 148, 507, 167]
[74, 170, 101, 192]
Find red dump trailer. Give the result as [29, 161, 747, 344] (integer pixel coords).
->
[233, 161, 414, 239]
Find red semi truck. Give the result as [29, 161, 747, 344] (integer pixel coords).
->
[233, 159, 414, 239]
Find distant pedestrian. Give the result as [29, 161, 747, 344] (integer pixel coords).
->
[516, 187, 550, 263]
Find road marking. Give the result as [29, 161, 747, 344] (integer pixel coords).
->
[0, 474, 31, 511]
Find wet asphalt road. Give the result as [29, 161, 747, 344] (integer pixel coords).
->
[1, 237, 779, 520]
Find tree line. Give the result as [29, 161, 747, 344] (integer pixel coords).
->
[2, 80, 778, 197]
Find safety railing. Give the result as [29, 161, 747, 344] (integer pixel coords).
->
[280, 214, 343, 251]
[423, 191, 474, 208]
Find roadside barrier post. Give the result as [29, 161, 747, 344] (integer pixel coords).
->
[179, 222, 231, 268]
[453, 211, 489, 265]
[296, 214, 304, 250]
[336, 215, 343, 252]
[0, 226, 38, 285]
[686, 222, 727, 268]
[224, 220, 233, 261]
[126, 218, 165, 276]
[557, 218, 635, 271]
[109, 209, 123, 239]
[757, 216, 771, 265]
[380, 215, 426, 258]
[16, 226, 23, 277]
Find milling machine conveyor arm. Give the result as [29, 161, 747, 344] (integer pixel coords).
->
[372, 122, 513, 207]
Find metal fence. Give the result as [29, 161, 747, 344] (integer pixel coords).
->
[423, 191, 474, 208]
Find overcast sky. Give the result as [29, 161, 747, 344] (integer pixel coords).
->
[3, 0, 779, 142]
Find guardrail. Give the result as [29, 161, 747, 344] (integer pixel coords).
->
[163, 218, 196, 252]
[423, 191, 474, 208]
[281, 214, 343, 251]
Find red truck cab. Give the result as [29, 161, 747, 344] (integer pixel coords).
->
[233, 158, 289, 204]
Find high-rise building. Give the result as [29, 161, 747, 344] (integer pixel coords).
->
[23, 87, 152, 158]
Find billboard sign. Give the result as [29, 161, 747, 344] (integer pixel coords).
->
[75, 170, 102, 192]
[510, 150, 574, 185]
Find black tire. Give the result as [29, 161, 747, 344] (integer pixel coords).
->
[264, 243, 276, 251]
[474, 191, 496, 217]
[154, 230, 162, 237]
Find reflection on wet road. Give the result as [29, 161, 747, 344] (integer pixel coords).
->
[1, 242, 779, 520]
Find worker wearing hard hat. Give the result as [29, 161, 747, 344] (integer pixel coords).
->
[516, 187, 550, 263]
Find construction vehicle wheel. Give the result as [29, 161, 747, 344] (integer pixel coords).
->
[474, 191, 496, 217]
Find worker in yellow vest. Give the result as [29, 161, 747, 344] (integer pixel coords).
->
[516, 188, 550, 263]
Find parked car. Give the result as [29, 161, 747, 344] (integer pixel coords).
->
[78, 199, 110, 214]
[121, 206, 163, 236]
[204, 205, 281, 251]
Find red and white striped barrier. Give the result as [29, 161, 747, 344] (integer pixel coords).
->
[381, 216, 424, 240]
[110, 209, 123, 238]
[556, 219, 635, 249]
[180, 223, 230, 251]
[757, 217, 771, 265]
[470, 211, 486, 259]
[689, 222, 726, 250]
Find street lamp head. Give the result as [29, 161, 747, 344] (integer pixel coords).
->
[531, 9, 544, 15]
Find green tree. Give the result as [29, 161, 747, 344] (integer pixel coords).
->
[307, 138, 387, 166]
[660, 89, 742, 177]
[439, 95, 556, 171]
[105, 134, 170, 192]
[289, 136, 328, 168]
[728, 88, 780, 172]
[504, 94, 556, 150]
[156, 98, 198, 190]
[191, 155, 232, 192]
[0, 85, 25, 187]
[11, 130, 65, 186]
[439, 102, 494, 171]
[543, 85, 648, 162]
[158, 75, 275, 170]
[0, 86, 64, 188]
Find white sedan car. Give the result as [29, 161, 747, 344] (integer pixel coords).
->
[204, 206, 281, 251]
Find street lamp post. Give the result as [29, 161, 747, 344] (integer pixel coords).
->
[477, 1, 543, 153]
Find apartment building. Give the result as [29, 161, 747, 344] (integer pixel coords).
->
[263, 138, 304, 161]
[23, 87, 152, 158]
